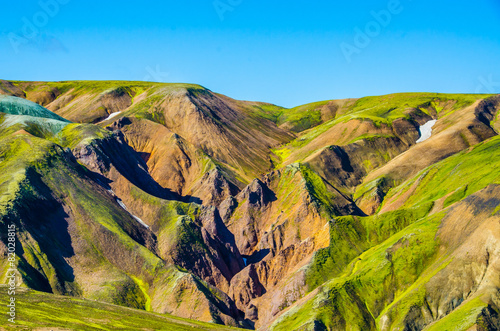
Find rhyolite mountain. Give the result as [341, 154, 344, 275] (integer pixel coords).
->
[0, 79, 499, 330]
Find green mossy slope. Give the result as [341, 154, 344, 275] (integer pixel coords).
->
[381, 135, 500, 211]
[271, 135, 500, 330]
[273, 93, 492, 166]
[0, 288, 238, 330]
[271, 211, 444, 330]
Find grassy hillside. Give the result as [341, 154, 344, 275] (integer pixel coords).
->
[1, 81, 499, 330]
[0, 95, 248, 328]
[5, 80, 294, 183]
[0, 288, 238, 330]
[272, 93, 492, 166]
[380, 135, 500, 211]
[268, 134, 500, 330]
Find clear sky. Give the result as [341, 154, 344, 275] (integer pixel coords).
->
[1, 0, 499, 107]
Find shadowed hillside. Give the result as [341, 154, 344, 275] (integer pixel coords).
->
[0, 80, 499, 330]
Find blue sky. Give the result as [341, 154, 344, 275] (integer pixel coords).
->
[0, 0, 499, 107]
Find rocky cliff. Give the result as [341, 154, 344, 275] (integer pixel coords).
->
[0, 81, 499, 330]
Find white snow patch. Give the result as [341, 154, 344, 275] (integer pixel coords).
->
[116, 198, 129, 211]
[116, 198, 150, 228]
[131, 214, 149, 229]
[416, 120, 437, 143]
[109, 189, 149, 228]
[102, 111, 122, 122]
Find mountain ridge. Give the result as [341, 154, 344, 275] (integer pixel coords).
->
[0, 79, 499, 330]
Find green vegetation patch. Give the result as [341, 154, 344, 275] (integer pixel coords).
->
[273, 211, 444, 330]
[273, 93, 491, 166]
[425, 297, 487, 331]
[0, 289, 236, 330]
[0, 134, 60, 216]
[56, 123, 112, 148]
[345, 93, 487, 123]
[306, 202, 433, 289]
[299, 163, 338, 217]
[277, 100, 331, 132]
[248, 102, 285, 123]
[382, 135, 500, 211]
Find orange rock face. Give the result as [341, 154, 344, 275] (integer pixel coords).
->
[1, 82, 499, 330]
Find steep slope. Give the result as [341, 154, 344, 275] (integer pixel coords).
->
[275, 98, 357, 133]
[0, 288, 239, 330]
[356, 94, 500, 214]
[268, 93, 494, 220]
[108, 116, 240, 205]
[275, 93, 490, 166]
[0, 99, 249, 328]
[0, 95, 70, 123]
[61, 122, 246, 293]
[266, 135, 500, 330]
[0, 80, 25, 97]
[5, 81, 293, 181]
[268, 191, 500, 330]
[2, 80, 500, 330]
[217, 163, 364, 328]
[0, 132, 246, 326]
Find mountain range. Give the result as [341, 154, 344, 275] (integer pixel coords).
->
[0, 79, 499, 330]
